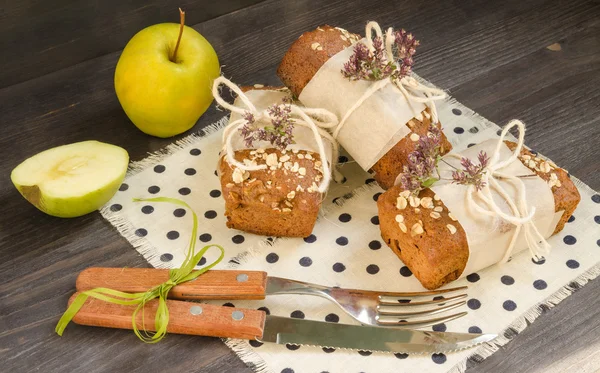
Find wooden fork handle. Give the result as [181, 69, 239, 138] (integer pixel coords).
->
[76, 268, 268, 300]
[68, 293, 265, 340]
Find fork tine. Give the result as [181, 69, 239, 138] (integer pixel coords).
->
[377, 300, 466, 317]
[378, 293, 468, 306]
[375, 285, 468, 299]
[375, 311, 468, 327]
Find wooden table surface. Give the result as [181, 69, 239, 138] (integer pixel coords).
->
[1, 0, 599, 372]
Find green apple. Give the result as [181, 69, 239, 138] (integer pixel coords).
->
[114, 10, 220, 138]
[11, 141, 129, 218]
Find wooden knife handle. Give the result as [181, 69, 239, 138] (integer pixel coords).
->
[69, 293, 266, 340]
[76, 268, 267, 300]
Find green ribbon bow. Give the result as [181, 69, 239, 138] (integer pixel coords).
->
[55, 197, 225, 343]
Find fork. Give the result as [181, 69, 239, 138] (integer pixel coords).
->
[76, 268, 468, 328]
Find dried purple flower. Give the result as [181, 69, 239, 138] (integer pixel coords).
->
[398, 124, 444, 194]
[451, 151, 490, 191]
[239, 98, 295, 150]
[341, 28, 419, 81]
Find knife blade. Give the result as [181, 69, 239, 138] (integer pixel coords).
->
[67, 292, 496, 353]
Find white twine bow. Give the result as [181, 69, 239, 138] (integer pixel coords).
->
[333, 21, 447, 139]
[212, 76, 342, 193]
[447, 119, 551, 263]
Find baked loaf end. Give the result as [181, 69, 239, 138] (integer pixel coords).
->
[377, 140, 581, 290]
[219, 148, 324, 237]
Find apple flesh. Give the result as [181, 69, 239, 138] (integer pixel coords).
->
[11, 141, 129, 218]
[114, 23, 220, 138]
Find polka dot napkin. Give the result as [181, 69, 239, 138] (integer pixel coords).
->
[101, 79, 600, 373]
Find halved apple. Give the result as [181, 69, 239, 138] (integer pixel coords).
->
[11, 141, 129, 218]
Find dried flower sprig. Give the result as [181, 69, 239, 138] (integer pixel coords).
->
[239, 97, 295, 150]
[398, 124, 444, 194]
[342, 29, 419, 81]
[451, 151, 490, 191]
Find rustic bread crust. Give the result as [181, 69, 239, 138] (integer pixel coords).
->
[377, 140, 580, 289]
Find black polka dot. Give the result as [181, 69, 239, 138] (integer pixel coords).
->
[333, 262, 346, 272]
[178, 187, 191, 195]
[469, 326, 482, 334]
[336, 236, 348, 246]
[258, 307, 270, 315]
[210, 189, 221, 198]
[432, 323, 447, 332]
[153, 165, 165, 173]
[325, 313, 339, 323]
[503, 300, 517, 311]
[366, 264, 380, 274]
[433, 296, 446, 305]
[322, 347, 335, 353]
[466, 273, 480, 283]
[299, 257, 313, 267]
[214, 170, 218, 177]
[467, 143, 476, 148]
[497, 129, 503, 136]
[110, 204, 122, 212]
[597, 239, 600, 247]
[566, 259, 580, 269]
[453, 127, 464, 134]
[148, 185, 160, 194]
[199, 233, 212, 242]
[395, 353, 409, 359]
[119, 183, 129, 191]
[373, 192, 382, 201]
[400, 266, 412, 277]
[358, 350, 372, 356]
[281, 369, 294, 373]
[184, 168, 196, 176]
[160, 253, 173, 262]
[249, 340, 263, 348]
[370, 216, 379, 225]
[204, 210, 217, 219]
[469, 126, 479, 134]
[563, 235, 577, 245]
[432, 353, 447, 364]
[467, 299, 481, 310]
[369, 240, 382, 250]
[135, 228, 148, 237]
[141, 205, 154, 214]
[397, 299, 411, 304]
[189, 148, 201, 156]
[222, 302, 235, 307]
[286, 344, 300, 351]
[595, 216, 600, 224]
[501, 275, 515, 285]
[533, 279, 547, 290]
[338, 155, 348, 163]
[532, 257, 546, 265]
[290, 310, 305, 319]
[365, 178, 376, 184]
[452, 108, 462, 115]
[568, 215, 575, 223]
[592, 194, 600, 203]
[173, 208, 186, 217]
[166, 231, 179, 240]
[304, 234, 317, 243]
[338, 213, 352, 222]
[232, 235, 245, 244]
[266, 253, 279, 263]
[197, 257, 207, 266]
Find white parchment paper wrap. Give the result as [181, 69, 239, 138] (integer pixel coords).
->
[432, 140, 564, 276]
[298, 39, 426, 171]
[227, 89, 334, 166]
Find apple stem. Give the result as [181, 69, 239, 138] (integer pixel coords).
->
[170, 8, 185, 63]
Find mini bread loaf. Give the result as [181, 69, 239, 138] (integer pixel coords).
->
[377, 141, 581, 290]
[218, 86, 325, 237]
[277, 25, 452, 190]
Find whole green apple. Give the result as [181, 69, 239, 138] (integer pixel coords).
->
[115, 12, 219, 138]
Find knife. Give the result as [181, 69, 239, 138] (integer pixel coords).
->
[68, 293, 496, 353]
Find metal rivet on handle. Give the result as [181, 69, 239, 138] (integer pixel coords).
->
[190, 306, 203, 315]
[236, 273, 249, 282]
[232, 310, 244, 321]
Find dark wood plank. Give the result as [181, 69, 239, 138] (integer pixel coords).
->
[0, 0, 266, 89]
[0, 0, 599, 372]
